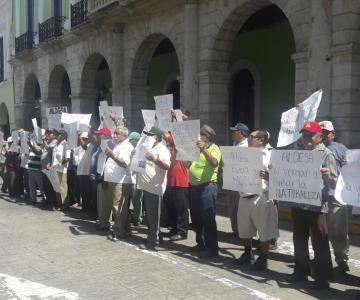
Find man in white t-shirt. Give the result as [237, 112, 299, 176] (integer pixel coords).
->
[51, 129, 71, 210]
[101, 127, 134, 240]
[138, 127, 170, 251]
[228, 122, 250, 235]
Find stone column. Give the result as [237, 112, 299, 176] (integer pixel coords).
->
[291, 51, 309, 104]
[198, 70, 229, 146]
[183, 0, 199, 117]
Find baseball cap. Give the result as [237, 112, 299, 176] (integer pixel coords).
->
[319, 121, 334, 132]
[300, 121, 323, 134]
[94, 128, 112, 136]
[7, 137, 12, 143]
[129, 132, 141, 141]
[79, 132, 89, 139]
[229, 123, 250, 135]
[143, 126, 163, 137]
[58, 129, 68, 137]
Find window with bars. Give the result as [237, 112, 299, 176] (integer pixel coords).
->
[0, 37, 4, 82]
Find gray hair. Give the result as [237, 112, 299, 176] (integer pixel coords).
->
[115, 127, 129, 137]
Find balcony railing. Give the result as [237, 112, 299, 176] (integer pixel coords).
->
[88, 0, 118, 14]
[71, 0, 88, 28]
[39, 16, 66, 43]
[15, 32, 36, 54]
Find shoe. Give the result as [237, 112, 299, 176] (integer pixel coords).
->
[234, 252, 254, 265]
[138, 243, 147, 250]
[308, 281, 329, 289]
[252, 239, 260, 249]
[251, 255, 268, 271]
[111, 233, 119, 242]
[146, 244, 161, 252]
[336, 260, 350, 273]
[170, 233, 187, 241]
[286, 273, 308, 283]
[270, 240, 278, 251]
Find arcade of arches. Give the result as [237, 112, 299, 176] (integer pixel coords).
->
[12, 0, 360, 147]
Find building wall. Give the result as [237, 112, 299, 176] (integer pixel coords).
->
[0, 0, 15, 134]
[8, 0, 360, 147]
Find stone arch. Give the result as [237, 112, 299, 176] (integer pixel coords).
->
[80, 53, 112, 127]
[0, 103, 10, 137]
[228, 60, 261, 130]
[129, 33, 182, 129]
[23, 73, 41, 129]
[202, 0, 309, 72]
[48, 64, 72, 110]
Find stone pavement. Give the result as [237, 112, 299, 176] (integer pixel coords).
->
[0, 191, 359, 300]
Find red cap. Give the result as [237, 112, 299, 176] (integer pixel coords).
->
[300, 121, 323, 134]
[94, 128, 112, 136]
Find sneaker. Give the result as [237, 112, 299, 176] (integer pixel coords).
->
[336, 260, 350, 273]
[251, 255, 268, 271]
[234, 252, 254, 265]
[170, 233, 187, 241]
[111, 233, 119, 242]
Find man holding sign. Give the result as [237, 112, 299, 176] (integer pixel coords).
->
[287, 121, 337, 289]
[234, 129, 278, 270]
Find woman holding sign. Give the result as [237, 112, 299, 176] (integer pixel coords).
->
[188, 125, 221, 257]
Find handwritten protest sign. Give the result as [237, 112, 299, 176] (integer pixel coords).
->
[102, 106, 124, 130]
[269, 150, 323, 206]
[31, 118, 43, 144]
[47, 106, 67, 130]
[20, 131, 29, 155]
[142, 110, 156, 127]
[154, 94, 173, 131]
[10, 131, 19, 153]
[277, 90, 322, 147]
[61, 113, 91, 131]
[335, 150, 360, 207]
[63, 122, 79, 150]
[220, 147, 263, 194]
[169, 120, 200, 162]
[42, 169, 60, 193]
[130, 136, 155, 173]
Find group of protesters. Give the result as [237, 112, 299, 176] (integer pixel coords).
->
[0, 107, 356, 290]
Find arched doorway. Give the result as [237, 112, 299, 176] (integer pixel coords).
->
[23, 74, 41, 129]
[81, 54, 112, 128]
[0, 103, 10, 137]
[228, 4, 295, 140]
[130, 34, 181, 129]
[48, 65, 72, 111]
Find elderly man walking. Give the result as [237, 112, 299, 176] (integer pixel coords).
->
[102, 127, 135, 241]
[319, 120, 350, 273]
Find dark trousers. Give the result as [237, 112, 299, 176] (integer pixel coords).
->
[189, 183, 218, 254]
[79, 175, 91, 211]
[42, 173, 57, 207]
[164, 186, 189, 236]
[67, 168, 80, 205]
[88, 177, 99, 216]
[292, 207, 333, 282]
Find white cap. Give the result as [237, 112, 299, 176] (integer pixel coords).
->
[79, 132, 89, 139]
[7, 137, 12, 142]
[319, 120, 334, 132]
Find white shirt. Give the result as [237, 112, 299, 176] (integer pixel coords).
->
[77, 144, 94, 176]
[104, 139, 134, 184]
[73, 146, 86, 166]
[138, 142, 171, 196]
[52, 140, 71, 174]
[262, 144, 273, 192]
[234, 139, 248, 148]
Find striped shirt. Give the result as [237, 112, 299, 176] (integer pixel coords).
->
[26, 150, 42, 171]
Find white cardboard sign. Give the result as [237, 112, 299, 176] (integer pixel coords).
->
[169, 120, 200, 162]
[47, 106, 68, 130]
[335, 150, 360, 207]
[277, 90, 322, 147]
[269, 150, 323, 206]
[130, 136, 155, 173]
[221, 146, 263, 194]
[154, 94, 173, 131]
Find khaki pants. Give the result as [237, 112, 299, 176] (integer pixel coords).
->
[56, 172, 68, 208]
[98, 182, 132, 234]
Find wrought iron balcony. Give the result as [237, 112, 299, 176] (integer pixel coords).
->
[15, 32, 36, 54]
[88, 0, 118, 14]
[39, 16, 66, 43]
[71, 0, 88, 28]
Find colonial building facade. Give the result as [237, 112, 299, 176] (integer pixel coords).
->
[10, 0, 360, 147]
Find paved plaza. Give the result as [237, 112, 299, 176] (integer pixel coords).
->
[0, 189, 359, 300]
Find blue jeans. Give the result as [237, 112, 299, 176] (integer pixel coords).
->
[189, 183, 218, 254]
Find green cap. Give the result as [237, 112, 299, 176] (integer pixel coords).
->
[143, 126, 163, 137]
[129, 131, 141, 141]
